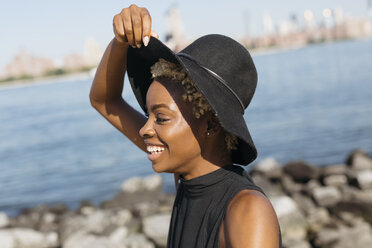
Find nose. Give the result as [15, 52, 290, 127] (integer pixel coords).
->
[139, 117, 155, 138]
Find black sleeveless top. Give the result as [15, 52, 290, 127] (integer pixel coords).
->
[166, 164, 282, 248]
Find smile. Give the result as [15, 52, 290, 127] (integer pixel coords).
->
[146, 145, 165, 154]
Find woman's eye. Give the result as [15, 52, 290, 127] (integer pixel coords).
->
[156, 116, 169, 123]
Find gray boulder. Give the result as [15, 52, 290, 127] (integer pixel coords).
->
[252, 157, 282, 179]
[0, 230, 14, 248]
[315, 221, 372, 248]
[0, 212, 9, 228]
[0, 228, 58, 248]
[346, 149, 372, 170]
[122, 233, 155, 248]
[143, 213, 171, 247]
[291, 193, 316, 215]
[312, 186, 342, 207]
[306, 207, 331, 232]
[271, 196, 308, 240]
[323, 174, 348, 187]
[60, 210, 121, 243]
[283, 160, 320, 183]
[355, 170, 372, 190]
[282, 238, 311, 248]
[281, 175, 303, 195]
[321, 164, 348, 177]
[121, 174, 162, 193]
[251, 173, 284, 198]
[63, 231, 125, 248]
[303, 179, 321, 196]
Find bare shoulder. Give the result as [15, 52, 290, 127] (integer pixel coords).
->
[223, 189, 279, 248]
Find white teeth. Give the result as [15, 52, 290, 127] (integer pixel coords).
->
[146, 145, 165, 153]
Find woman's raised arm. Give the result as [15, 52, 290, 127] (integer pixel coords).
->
[89, 4, 157, 152]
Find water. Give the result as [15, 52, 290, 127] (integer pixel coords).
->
[1, 39, 372, 216]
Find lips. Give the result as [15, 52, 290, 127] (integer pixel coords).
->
[146, 144, 166, 162]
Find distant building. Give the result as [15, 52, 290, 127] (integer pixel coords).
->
[263, 13, 274, 35]
[368, 0, 372, 19]
[63, 53, 85, 71]
[84, 38, 104, 67]
[304, 9, 316, 30]
[4, 49, 55, 78]
[165, 5, 186, 51]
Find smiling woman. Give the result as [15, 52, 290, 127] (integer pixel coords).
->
[89, 4, 281, 248]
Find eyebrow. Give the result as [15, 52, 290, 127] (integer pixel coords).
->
[147, 103, 172, 113]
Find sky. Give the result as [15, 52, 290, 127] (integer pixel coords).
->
[0, 0, 370, 70]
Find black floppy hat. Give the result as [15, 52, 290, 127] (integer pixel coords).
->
[127, 34, 258, 165]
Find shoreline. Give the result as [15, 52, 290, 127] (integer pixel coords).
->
[0, 71, 92, 91]
[2, 37, 371, 89]
[1, 149, 372, 247]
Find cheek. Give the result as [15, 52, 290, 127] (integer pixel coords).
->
[162, 120, 201, 157]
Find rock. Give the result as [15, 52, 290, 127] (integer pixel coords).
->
[112, 209, 132, 227]
[355, 170, 372, 190]
[321, 164, 348, 177]
[281, 175, 303, 195]
[143, 213, 171, 247]
[123, 233, 155, 248]
[314, 228, 340, 247]
[60, 215, 89, 242]
[104, 176, 165, 210]
[307, 207, 331, 232]
[291, 193, 316, 214]
[346, 149, 372, 170]
[0, 212, 9, 228]
[252, 157, 282, 179]
[109, 227, 129, 244]
[63, 231, 126, 248]
[271, 196, 308, 240]
[251, 174, 284, 198]
[143, 174, 163, 191]
[323, 174, 348, 187]
[338, 184, 359, 201]
[80, 206, 96, 216]
[312, 186, 342, 207]
[0, 230, 14, 248]
[282, 238, 311, 248]
[332, 195, 372, 224]
[122, 177, 145, 193]
[60, 210, 121, 242]
[338, 211, 365, 226]
[302, 179, 321, 196]
[0, 228, 57, 248]
[315, 222, 372, 248]
[11, 228, 46, 247]
[353, 188, 372, 203]
[283, 160, 320, 183]
[133, 201, 159, 218]
[121, 174, 162, 193]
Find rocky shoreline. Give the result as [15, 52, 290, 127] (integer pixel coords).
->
[1, 149, 372, 248]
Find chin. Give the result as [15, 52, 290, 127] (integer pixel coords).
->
[152, 161, 178, 174]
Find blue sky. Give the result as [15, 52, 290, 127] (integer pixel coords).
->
[0, 0, 369, 69]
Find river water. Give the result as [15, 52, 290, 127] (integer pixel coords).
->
[1, 38, 372, 215]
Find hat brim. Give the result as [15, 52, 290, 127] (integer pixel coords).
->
[127, 37, 257, 165]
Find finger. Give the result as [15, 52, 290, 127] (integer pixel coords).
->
[131, 9, 143, 48]
[113, 14, 126, 43]
[141, 9, 151, 46]
[114, 27, 126, 43]
[122, 8, 135, 47]
[151, 30, 159, 39]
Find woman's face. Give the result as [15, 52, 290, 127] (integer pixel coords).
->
[139, 78, 206, 174]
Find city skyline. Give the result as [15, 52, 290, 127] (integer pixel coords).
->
[0, 0, 370, 73]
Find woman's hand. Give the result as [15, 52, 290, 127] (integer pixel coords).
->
[113, 4, 159, 48]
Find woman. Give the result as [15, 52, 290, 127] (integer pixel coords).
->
[90, 4, 281, 248]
